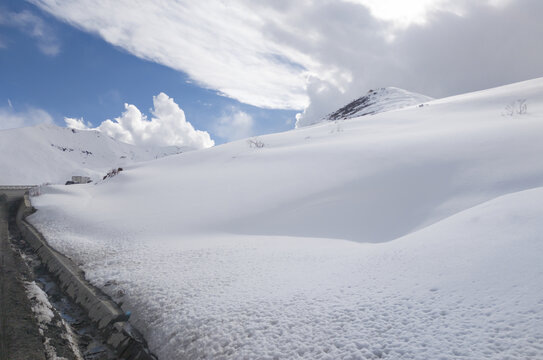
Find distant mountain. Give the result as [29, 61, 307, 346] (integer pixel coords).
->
[0, 123, 185, 185]
[297, 87, 433, 127]
[325, 87, 433, 121]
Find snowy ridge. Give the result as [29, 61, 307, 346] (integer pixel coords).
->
[0, 123, 185, 185]
[29, 77, 543, 359]
[318, 87, 433, 125]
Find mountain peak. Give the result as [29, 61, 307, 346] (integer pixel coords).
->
[325, 87, 433, 122]
[294, 87, 433, 127]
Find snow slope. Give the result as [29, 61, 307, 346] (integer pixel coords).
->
[0, 123, 185, 185]
[297, 87, 433, 127]
[29, 78, 543, 359]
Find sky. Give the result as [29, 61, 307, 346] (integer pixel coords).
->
[1, 0, 542, 147]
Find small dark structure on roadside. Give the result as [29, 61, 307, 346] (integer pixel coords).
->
[65, 176, 92, 185]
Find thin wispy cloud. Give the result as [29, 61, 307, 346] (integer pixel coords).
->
[0, 9, 60, 56]
[0, 105, 54, 130]
[29, 0, 310, 110]
[213, 108, 255, 142]
[30, 0, 543, 125]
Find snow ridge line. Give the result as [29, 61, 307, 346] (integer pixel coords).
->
[15, 194, 157, 360]
[391, 185, 543, 245]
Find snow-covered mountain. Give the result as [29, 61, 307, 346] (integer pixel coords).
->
[298, 87, 433, 127]
[325, 86, 433, 121]
[0, 123, 185, 185]
[29, 78, 543, 359]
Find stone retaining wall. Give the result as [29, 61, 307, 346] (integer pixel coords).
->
[15, 194, 157, 360]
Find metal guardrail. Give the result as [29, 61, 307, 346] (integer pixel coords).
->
[0, 186, 37, 190]
[0, 186, 39, 202]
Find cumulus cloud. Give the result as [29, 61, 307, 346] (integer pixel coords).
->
[64, 117, 92, 130]
[30, 0, 543, 125]
[213, 109, 255, 142]
[65, 93, 214, 150]
[0, 9, 60, 55]
[0, 105, 54, 130]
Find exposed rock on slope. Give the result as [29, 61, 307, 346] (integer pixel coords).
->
[325, 87, 433, 121]
[297, 87, 433, 127]
[0, 123, 185, 185]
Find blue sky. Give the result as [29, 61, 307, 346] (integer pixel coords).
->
[1, 0, 542, 148]
[0, 0, 297, 145]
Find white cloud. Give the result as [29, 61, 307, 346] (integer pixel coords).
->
[345, 0, 461, 27]
[291, 0, 543, 125]
[30, 0, 543, 125]
[0, 106, 53, 130]
[65, 93, 214, 150]
[29, 0, 310, 109]
[64, 117, 92, 130]
[213, 109, 254, 142]
[0, 10, 60, 56]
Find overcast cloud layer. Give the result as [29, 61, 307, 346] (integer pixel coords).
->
[30, 0, 543, 124]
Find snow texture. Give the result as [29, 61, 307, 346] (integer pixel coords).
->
[26, 281, 69, 360]
[26, 280, 54, 325]
[29, 78, 543, 359]
[25, 281, 83, 360]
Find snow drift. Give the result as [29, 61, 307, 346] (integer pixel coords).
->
[29, 78, 543, 359]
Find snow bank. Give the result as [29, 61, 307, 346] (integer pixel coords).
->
[26, 281, 83, 360]
[26, 281, 55, 325]
[29, 78, 543, 359]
